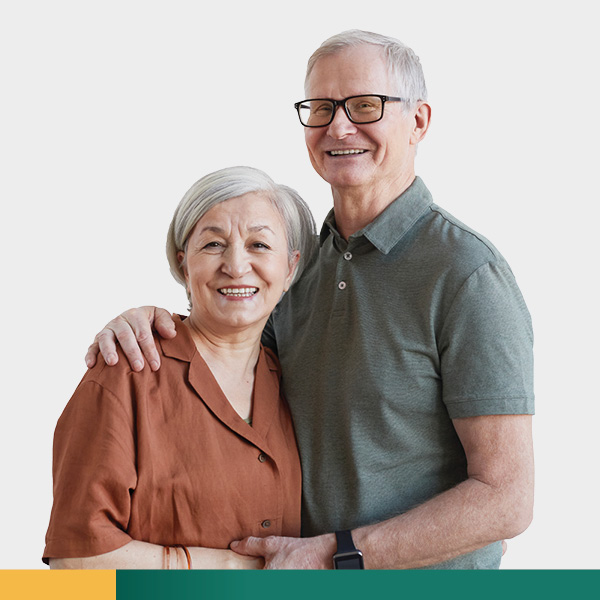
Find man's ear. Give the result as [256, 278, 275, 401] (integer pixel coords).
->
[411, 102, 431, 145]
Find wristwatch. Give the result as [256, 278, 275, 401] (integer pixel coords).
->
[333, 530, 364, 569]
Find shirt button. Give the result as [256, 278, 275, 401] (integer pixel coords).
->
[261, 520, 271, 529]
[338, 281, 347, 290]
[258, 452, 267, 463]
[343, 252, 353, 261]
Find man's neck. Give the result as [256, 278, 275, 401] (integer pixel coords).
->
[331, 173, 416, 240]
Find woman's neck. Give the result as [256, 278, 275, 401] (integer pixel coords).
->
[182, 318, 261, 421]
[183, 317, 261, 373]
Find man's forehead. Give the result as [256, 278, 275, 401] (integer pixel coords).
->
[306, 45, 390, 96]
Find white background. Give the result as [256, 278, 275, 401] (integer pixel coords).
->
[1, 0, 598, 569]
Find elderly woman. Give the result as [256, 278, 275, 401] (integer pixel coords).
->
[43, 166, 316, 569]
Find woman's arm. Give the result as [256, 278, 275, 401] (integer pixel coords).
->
[49, 540, 264, 570]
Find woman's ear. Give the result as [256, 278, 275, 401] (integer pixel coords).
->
[283, 251, 301, 291]
[177, 250, 188, 279]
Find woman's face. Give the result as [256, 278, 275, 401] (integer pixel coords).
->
[179, 192, 299, 336]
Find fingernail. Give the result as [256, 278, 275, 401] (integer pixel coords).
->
[106, 354, 117, 366]
[230, 541, 239, 548]
[150, 361, 159, 371]
[133, 360, 143, 371]
[85, 359, 93, 368]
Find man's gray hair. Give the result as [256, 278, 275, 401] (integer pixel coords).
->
[305, 29, 428, 110]
[167, 166, 316, 304]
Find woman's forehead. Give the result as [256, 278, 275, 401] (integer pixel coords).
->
[192, 193, 287, 236]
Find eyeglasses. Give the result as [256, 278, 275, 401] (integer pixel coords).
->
[294, 94, 406, 128]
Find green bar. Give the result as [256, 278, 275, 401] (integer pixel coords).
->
[117, 570, 599, 600]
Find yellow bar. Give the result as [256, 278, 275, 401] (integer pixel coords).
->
[0, 570, 116, 600]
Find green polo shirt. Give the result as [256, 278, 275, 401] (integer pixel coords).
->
[264, 177, 534, 569]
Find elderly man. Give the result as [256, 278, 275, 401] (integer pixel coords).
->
[86, 30, 534, 569]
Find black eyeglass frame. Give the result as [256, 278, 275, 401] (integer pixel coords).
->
[294, 94, 406, 128]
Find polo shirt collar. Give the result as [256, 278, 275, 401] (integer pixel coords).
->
[319, 176, 433, 255]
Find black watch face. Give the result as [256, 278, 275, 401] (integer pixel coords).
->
[334, 554, 365, 570]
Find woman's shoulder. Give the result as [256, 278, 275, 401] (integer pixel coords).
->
[261, 345, 282, 379]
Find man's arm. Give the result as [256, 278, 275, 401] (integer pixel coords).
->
[84, 306, 176, 371]
[231, 413, 534, 569]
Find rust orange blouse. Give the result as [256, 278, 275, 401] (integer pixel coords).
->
[43, 315, 301, 562]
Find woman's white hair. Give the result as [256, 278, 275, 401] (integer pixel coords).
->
[305, 29, 428, 110]
[166, 166, 316, 305]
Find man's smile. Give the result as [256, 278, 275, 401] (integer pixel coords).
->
[327, 149, 367, 156]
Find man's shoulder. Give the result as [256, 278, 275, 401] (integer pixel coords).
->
[411, 203, 508, 277]
[431, 204, 501, 257]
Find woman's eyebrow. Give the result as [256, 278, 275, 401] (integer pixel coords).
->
[197, 225, 225, 234]
[195, 224, 276, 239]
[248, 225, 275, 234]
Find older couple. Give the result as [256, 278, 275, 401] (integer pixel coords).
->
[46, 29, 534, 569]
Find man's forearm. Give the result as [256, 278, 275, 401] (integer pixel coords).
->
[352, 474, 532, 569]
[231, 414, 534, 569]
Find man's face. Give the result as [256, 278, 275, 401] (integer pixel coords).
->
[304, 45, 420, 199]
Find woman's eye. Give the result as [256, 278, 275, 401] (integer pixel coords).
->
[252, 242, 270, 250]
[203, 241, 222, 249]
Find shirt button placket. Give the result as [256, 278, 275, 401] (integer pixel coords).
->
[338, 251, 352, 290]
[258, 454, 272, 531]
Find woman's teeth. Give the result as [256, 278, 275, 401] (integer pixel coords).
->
[218, 287, 258, 297]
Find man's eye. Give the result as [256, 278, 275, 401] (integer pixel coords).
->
[354, 101, 376, 112]
[312, 103, 333, 116]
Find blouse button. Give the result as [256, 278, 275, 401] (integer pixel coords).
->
[258, 452, 267, 463]
[343, 252, 353, 261]
[338, 281, 347, 290]
[261, 520, 272, 529]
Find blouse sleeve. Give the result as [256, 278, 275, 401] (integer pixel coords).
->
[43, 375, 137, 563]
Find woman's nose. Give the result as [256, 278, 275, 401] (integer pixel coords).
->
[221, 246, 251, 278]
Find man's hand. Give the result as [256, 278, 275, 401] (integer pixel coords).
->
[230, 534, 336, 570]
[85, 306, 176, 372]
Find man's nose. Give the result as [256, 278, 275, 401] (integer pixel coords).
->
[327, 105, 358, 139]
[222, 246, 252, 278]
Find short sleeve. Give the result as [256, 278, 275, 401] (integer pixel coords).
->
[440, 261, 534, 418]
[43, 377, 137, 563]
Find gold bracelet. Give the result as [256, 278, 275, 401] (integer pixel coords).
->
[175, 544, 192, 570]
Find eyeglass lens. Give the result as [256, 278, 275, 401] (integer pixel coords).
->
[298, 96, 384, 127]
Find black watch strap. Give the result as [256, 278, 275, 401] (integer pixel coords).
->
[333, 530, 364, 570]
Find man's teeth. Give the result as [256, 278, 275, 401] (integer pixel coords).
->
[218, 287, 258, 297]
[329, 149, 366, 156]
